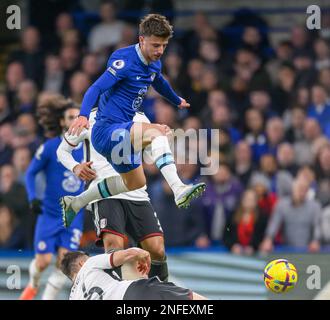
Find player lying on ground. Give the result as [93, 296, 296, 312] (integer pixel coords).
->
[60, 14, 206, 227]
[57, 109, 169, 281]
[61, 248, 207, 300]
[20, 95, 84, 300]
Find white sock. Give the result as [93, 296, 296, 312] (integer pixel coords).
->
[29, 259, 42, 289]
[71, 175, 129, 212]
[151, 135, 184, 194]
[42, 268, 67, 300]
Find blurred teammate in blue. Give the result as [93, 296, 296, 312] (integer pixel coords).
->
[61, 14, 206, 227]
[19, 95, 84, 300]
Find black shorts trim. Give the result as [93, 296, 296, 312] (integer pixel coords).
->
[123, 277, 193, 300]
[92, 199, 163, 248]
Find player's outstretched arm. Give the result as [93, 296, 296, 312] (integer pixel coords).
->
[112, 248, 151, 276]
[152, 73, 190, 109]
[57, 130, 96, 181]
[69, 71, 120, 135]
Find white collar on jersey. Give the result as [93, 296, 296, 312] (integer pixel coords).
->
[135, 43, 149, 65]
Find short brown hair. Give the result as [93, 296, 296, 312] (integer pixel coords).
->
[139, 14, 173, 38]
[60, 251, 88, 280]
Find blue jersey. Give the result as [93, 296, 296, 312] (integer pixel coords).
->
[80, 44, 181, 123]
[26, 136, 84, 216]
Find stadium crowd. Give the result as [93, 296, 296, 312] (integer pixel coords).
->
[1, 0, 330, 255]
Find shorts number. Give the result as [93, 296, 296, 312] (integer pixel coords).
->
[71, 229, 82, 246]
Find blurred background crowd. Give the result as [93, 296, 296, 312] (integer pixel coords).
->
[1, 0, 330, 256]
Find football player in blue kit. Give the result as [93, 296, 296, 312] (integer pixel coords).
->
[61, 14, 206, 227]
[19, 95, 84, 300]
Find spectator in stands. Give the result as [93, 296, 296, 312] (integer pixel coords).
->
[285, 107, 306, 143]
[250, 172, 277, 219]
[294, 118, 323, 166]
[182, 11, 219, 60]
[266, 40, 293, 85]
[240, 26, 269, 62]
[151, 163, 209, 248]
[59, 45, 81, 95]
[88, 0, 125, 54]
[114, 23, 137, 50]
[8, 26, 45, 88]
[265, 117, 285, 156]
[251, 153, 293, 197]
[272, 64, 296, 115]
[153, 98, 179, 129]
[276, 142, 298, 176]
[314, 38, 330, 71]
[199, 66, 219, 103]
[15, 80, 38, 115]
[47, 12, 75, 51]
[207, 104, 241, 144]
[218, 128, 235, 164]
[244, 109, 267, 163]
[163, 50, 187, 94]
[43, 54, 65, 93]
[0, 93, 12, 125]
[5, 62, 26, 109]
[0, 123, 15, 166]
[259, 178, 322, 253]
[223, 189, 268, 255]
[319, 68, 330, 96]
[315, 145, 330, 207]
[81, 53, 102, 82]
[233, 141, 254, 187]
[68, 71, 91, 103]
[293, 52, 317, 88]
[249, 89, 276, 119]
[0, 205, 25, 250]
[0, 164, 29, 223]
[202, 163, 243, 242]
[12, 147, 31, 185]
[307, 84, 330, 138]
[290, 26, 313, 57]
[297, 165, 317, 199]
[182, 58, 205, 115]
[13, 114, 41, 154]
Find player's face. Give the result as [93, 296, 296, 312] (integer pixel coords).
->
[139, 35, 169, 62]
[62, 108, 80, 131]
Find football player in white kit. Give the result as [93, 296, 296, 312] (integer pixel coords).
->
[57, 109, 169, 281]
[61, 248, 207, 300]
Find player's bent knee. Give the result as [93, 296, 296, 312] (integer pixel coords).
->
[141, 237, 165, 260]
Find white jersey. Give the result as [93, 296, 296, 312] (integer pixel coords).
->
[69, 254, 135, 300]
[57, 110, 150, 202]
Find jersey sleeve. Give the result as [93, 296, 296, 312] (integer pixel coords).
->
[87, 254, 116, 270]
[79, 51, 130, 118]
[152, 72, 182, 106]
[25, 143, 50, 202]
[56, 131, 88, 172]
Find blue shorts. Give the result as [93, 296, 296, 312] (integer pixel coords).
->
[34, 210, 83, 254]
[92, 121, 141, 174]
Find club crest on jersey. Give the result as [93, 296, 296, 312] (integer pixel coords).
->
[112, 59, 125, 69]
[100, 218, 107, 229]
[151, 72, 156, 81]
